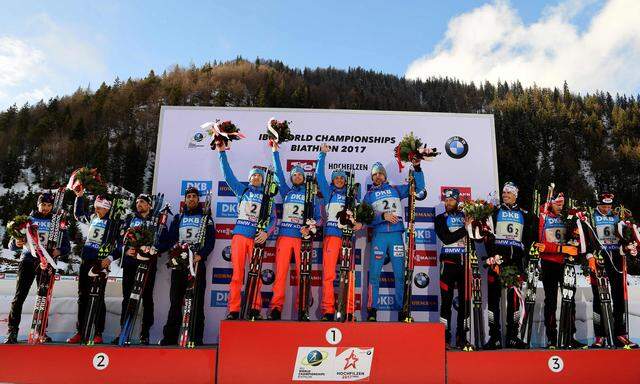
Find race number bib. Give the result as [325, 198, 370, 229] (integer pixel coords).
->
[237, 200, 260, 222]
[596, 223, 616, 244]
[179, 215, 203, 244]
[545, 227, 566, 244]
[87, 218, 107, 247]
[327, 202, 344, 224]
[371, 197, 403, 218]
[282, 202, 304, 224]
[496, 221, 524, 242]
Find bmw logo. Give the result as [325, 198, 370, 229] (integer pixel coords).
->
[414, 272, 429, 288]
[222, 245, 231, 262]
[445, 136, 469, 159]
[261, 269, 275, 285]
[193, 132, 204, 142]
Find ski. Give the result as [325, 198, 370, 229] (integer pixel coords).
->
[298, 175, 317, 321]
[82, 196, 128, 346]
[335, 172, 357, 323]
[240, 167, 279, 321]
[557, 257, 577, 348]
[584, 207, 616, 348]
[119, 193, 170, 346]
[28, 187, 66, 345]
[519, 184, 553, 346]
[400, 169, 426, 323]
[178, 192, 212, 347]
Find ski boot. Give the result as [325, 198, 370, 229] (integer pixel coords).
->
[615, 335, 639, 349]
[321, 313, 334, 321]
[111, 335, 120, 345]
[159, 338, 176, 346]
[482, 336, 502, 350]
[225, 312, 239, 320]
[139, 333, 150, 345]
[66, 332, 82, 344]
[590, 336, 605, 349]
[398, 311, 413, 323]
[267, 308, 281, 320]
[366, 308, 377, 322]
[4, 331, 18, 344]
[43, 334, 52, 343]
[299, 313, 311, 322]
[569, 338, 587, 349]
[248, 309, 263, 321]
[93, 334, 104, 344]
[507, 337, 528, 349]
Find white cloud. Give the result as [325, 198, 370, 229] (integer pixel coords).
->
[405, 0, 640, 94]
[0, 14, 107, 109]
[0, 37, 45, 87]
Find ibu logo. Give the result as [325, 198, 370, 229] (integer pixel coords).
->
[181, 180, 212, 195]
[210, 290, 229, 307]
[217, 202, 238, 218]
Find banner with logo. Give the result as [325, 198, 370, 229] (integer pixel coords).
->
[152, 106, 498, 343]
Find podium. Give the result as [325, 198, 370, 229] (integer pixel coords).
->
[218, 321, 445, 383]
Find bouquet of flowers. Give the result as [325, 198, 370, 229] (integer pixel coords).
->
[6, 215, 31, 240]
[355, 202, 375, 225]
[460, 198, 495, 239]
[124, 225, 157, 261]
[393, 132, 439, 171]
[267, 118, 294, 145]
[167, 243, 191, 270]
[202, 119, 246, 150]
[67, 167, 107, 195]
[499, 265, 522, 289]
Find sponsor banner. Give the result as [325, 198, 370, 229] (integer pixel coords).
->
[286, 159, 317, 174]
[414, 249, 437, 266]
[216, 223, 235, 240]
[210, 290, 229, 307]
[440, 186, 472, 201]
[212, 267, 233, 284]
[378, 271, 395, 289]
[407, 207, 435, 223]
[260, 291, 273, 308]
[377, 294, 397, 310]
[290, 269, 323, 287]
[217, 180, 248, 197]
[415, 228, 436, 245]
[155, 107, 498, 341]
[180, 180, 212, 196]
[216, 202, 238, 218]
[411, 295, 438, 312]
[292, 347, 374, 381]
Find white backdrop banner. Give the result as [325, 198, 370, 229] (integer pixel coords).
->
[152, 106, 499, 343]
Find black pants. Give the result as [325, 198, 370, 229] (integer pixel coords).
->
[541, 259, 576, 343]
[120, 260, 157, 337]
[7, 258, 41, 333]
[162, 262, 206, 344]
[77, 260, 107, 335]
[487, 258, 523, 340]
[590, 253, 626, 337]
[440, 260, 465, 343]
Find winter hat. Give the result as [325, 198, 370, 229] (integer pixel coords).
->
[502, 182, 519, 198]
[371, 162, 387, 179]
[331, 169, 347, 182]
[249, 167, 266, 180]
[184, 186, 200, 197]
[290, 165, 305, 181]
[38, 192, 55, 205]
[443, 188, 460, 201]
[597, 192, 615, 205]
[94, 195, 112, 210]
[136, 193, 152, 205]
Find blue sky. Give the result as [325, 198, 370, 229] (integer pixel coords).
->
[1, 0, 638, 109]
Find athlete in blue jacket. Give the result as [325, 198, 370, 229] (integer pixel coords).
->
[362, 160, 425, 321]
